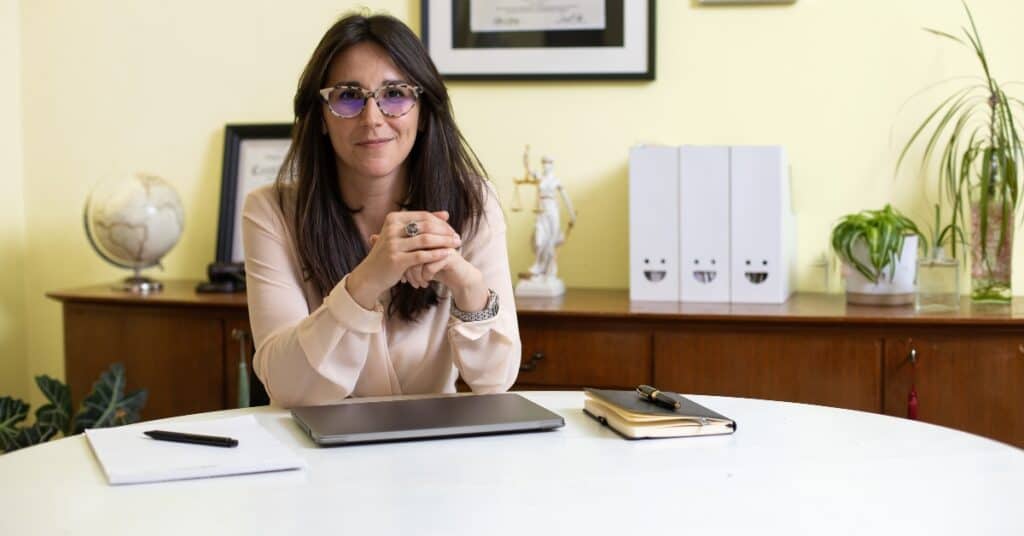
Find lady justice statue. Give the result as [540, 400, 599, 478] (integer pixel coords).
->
[512, 145, 577, 297]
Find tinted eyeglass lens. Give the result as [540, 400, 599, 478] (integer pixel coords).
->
[377, 86, 417, 117]
[331, 88, 366, 118]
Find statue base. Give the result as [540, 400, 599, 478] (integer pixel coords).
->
[515, 276, 565, 297]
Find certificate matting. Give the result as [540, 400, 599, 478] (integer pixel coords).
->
[422, 0, 654, 80]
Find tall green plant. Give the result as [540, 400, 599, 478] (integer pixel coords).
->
[897, 1, 1024, 299]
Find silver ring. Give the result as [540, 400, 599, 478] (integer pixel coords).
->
[404, 221, 420, 237]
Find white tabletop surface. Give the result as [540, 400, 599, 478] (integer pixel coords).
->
[2, 391, 1022, 535]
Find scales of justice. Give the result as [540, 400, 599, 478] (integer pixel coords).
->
[511, 146, 577, 297]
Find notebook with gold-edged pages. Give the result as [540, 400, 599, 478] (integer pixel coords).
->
[583, 388, 737, 439]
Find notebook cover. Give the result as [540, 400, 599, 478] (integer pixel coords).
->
[584, 388, 737, 426]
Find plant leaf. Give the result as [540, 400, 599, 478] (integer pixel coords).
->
[923, 27, 965, 45]
[72, 363, 148, 434]
[11, 422, 59, 452]
[897, 85, 979, 173]
[34, 375, 72, 436]
[0, 397, 30, 452]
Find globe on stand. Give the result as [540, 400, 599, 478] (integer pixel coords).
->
[83, 173, 185, 294]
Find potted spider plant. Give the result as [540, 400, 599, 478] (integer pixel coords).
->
[897, 1, 1024, 303]
[831, 205, 924, 305]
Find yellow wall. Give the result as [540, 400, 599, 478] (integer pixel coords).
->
[10, 0, 1024, 402]
[1, 0, 27, 400]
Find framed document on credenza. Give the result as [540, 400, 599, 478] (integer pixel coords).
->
[215, 123, 292, 263]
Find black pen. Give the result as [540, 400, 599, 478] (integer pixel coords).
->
[637, 385, 681, 410]
[144, 430, 239, 448]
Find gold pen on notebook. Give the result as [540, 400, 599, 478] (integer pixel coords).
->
[637, 385, 681, 410]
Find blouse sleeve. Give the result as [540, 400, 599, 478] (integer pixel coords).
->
[446, 188, 522, 393]
[242, 189, 384, 408]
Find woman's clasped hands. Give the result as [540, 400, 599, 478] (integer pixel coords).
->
[347, 210, 484, 309]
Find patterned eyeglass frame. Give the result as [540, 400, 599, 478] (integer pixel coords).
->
[318, 83, 424, 118]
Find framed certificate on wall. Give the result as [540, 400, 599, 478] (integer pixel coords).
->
[215, 123, 292, 263]
[422, 0, 655, 80]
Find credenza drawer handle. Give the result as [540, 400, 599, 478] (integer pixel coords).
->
[908, 348, 917, 365]
[520, 352, 545, 372]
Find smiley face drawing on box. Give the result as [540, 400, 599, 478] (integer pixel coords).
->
[742, 258, 769, 284]
[690, 257, 720, 284]
[643, 256, 668, 282]
[631, 248, 677, 301]
[632, 247, 677, 291]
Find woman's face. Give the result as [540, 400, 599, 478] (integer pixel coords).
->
[322, 42, 421, 184]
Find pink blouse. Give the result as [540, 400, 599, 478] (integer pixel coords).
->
[242, 184, 521, 408]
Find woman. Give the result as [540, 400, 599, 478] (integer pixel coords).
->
[242, 13, 520, 408]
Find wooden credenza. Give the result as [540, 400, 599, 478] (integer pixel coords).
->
[49, 283, 1024, 447]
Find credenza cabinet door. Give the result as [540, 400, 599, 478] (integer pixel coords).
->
[63, 303, 227, 420]
[884, 334, 1024, 447]
[516, 321, 652, 389]
[654, 328, 883, 412]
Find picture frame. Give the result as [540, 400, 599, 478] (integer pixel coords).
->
[421, 0, 655, 80]
[215, 123, 292, 263]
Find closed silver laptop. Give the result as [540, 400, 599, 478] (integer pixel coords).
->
[291, 393, 565, 446]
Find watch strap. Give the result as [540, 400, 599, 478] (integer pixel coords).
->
[450, 289, 499, 322]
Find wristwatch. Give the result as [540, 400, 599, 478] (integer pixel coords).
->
[450, 289, 499, 322]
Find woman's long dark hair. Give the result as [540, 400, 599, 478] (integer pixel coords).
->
[278, 13, 487, 321]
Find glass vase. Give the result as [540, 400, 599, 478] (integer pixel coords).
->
[970, 200, 1013, 302]
[915, 248, 960, 312]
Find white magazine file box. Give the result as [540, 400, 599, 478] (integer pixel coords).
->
[629, 146, 680, 301]
[679, 145, 731, 302]
[729, 146, 795, 303]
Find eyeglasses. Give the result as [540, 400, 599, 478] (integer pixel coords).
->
[318, 83, 423, 119]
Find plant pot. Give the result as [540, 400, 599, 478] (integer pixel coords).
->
[842, 235, 918, 306]
[970, 200, 1013, 302]
[916, 247, 960, 312]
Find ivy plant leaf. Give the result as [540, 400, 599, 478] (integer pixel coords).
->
[0, 397, 30, 453]
[72, 363, 149, 434]
[11, 421, 59, 452]
[109, 389, 148, 427]
[34, 375, 72, 435]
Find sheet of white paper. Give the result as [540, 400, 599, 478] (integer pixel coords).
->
[85, 415, 305, 485]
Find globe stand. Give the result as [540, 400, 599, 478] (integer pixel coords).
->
[115, 269, 164, 294]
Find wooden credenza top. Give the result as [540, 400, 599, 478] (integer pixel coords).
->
[516, 289, 1024, 326]
[48, 280, 248, 308]
[48, 281, 1024, 326]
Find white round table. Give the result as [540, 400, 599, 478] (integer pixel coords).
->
[2, 391, 1022, 535]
